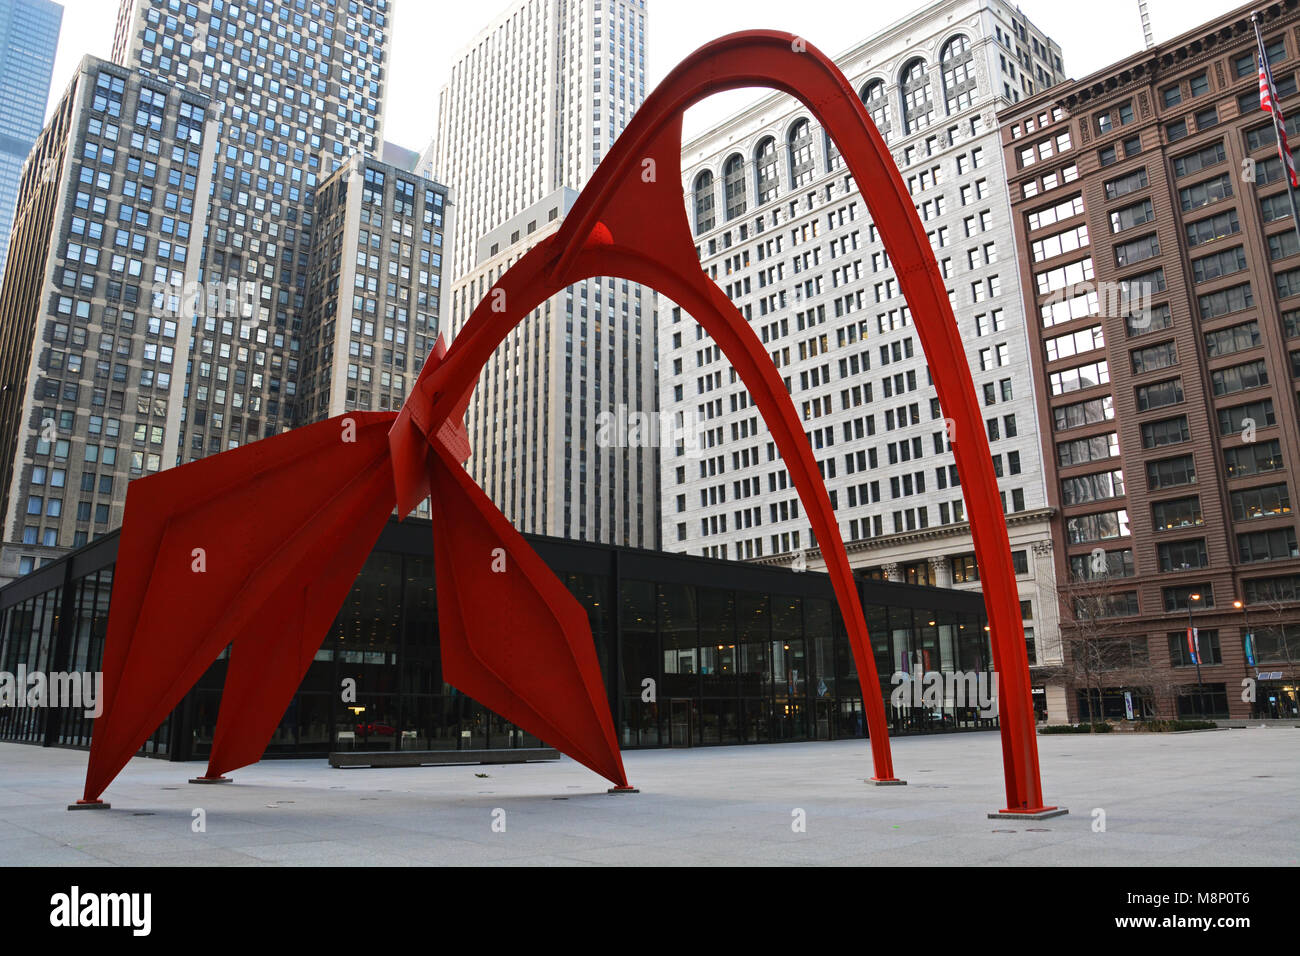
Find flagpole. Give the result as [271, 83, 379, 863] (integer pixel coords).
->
[1253, 12, 1300, 251]
[1286, 161, 1300, 254]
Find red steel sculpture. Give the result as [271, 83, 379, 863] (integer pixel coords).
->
[78, 31, 1054, 814]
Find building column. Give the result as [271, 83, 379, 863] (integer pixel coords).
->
[927, 555, 951, 588]
[1031, 540, 1062, 666]
[1046, 685, 1070, 725]
[881, 562, 902, 583]
[1028, 539, 1068, 723]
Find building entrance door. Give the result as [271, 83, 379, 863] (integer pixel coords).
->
[814, 698, 834, 739]
[670, 700, 694, 747]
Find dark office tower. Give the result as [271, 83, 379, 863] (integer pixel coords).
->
[298, 151, 448, 422]
[110, 0, 390, 457]
[0, 55, 215, 579]
[0, 0, 63, 281]
[1001, 0, 1300, 723]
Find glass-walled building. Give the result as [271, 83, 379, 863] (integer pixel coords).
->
[0, 516, 990, 761]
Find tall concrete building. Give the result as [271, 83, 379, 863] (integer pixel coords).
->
[0, 55, 215, 577]
[110, 0, 391, 454]
[0, 0, 63, 280]
[662, 0, 1066, 706]
[1001, 0, 1300, 722]
[431, 0, 659, 547]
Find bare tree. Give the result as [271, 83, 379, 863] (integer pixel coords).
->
[1055, 572, 1178, 728]
[1056, 574, 1132, 730]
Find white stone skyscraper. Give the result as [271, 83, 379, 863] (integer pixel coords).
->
[430, 0, 659, 548]
[662, 0, 1067, 669]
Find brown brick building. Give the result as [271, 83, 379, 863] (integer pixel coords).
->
[1000, 0, 1300, 722]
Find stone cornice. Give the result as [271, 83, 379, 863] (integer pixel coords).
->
[1003, 1, 1299, 118]
[748, 507, 1057, 568]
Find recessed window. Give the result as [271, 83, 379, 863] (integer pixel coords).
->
[1218, 398, 1275, 435]
[1158, 538, 1208, 571]
[1147, 454, 1196, 490]
[1210, 359, 1268, 396]
[1130, 342, 1177, 374]
[1190, 245, 1247, 283]
[1135, 377, 1183, 410]
[1184, 209, 1239, 246]
[1151, 496, 1202, 531]
[1163, 584, 1213, 611]
[1230, 483, 1292, 521]
[1168, 629, 1220, 665]
[1141, 415, 1190, 449]
[1238, 527, 1299, 563]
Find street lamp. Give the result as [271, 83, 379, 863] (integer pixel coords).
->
[1235, 599, 1254, 717]
[1188, 592, 1203, 717]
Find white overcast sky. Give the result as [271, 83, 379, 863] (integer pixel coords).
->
[47, 0, 1237, 149]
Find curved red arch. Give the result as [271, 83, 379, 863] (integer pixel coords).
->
[415, 31, 1050, 810]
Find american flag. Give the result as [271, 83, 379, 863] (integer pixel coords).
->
[1258, 27, 1300, 188]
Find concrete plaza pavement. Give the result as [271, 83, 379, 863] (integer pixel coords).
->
[0, 728, 1296, 865]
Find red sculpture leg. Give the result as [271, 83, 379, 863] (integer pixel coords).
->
[425, 440, 627, 785]
[204, 444, 399, 779]
[392, 338, 628, 787]
[82, 412, 399, 802]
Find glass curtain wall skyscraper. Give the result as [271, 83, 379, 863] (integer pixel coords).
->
[0, 0, 63, 281]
